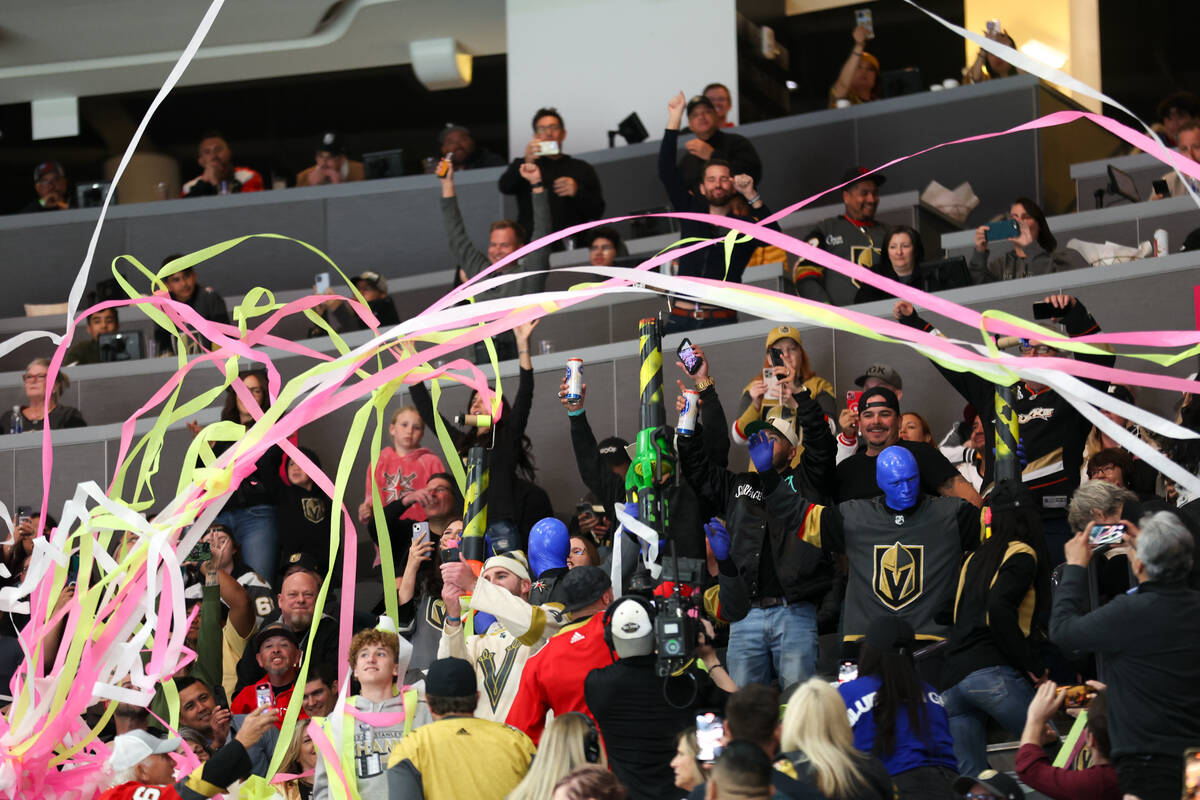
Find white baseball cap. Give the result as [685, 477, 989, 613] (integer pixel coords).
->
[108, 729, 182, 772]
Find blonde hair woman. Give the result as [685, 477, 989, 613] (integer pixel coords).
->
[277, 719, 318, 800]
[1, 357, 86, 433]
[779, 678, 894, 800]
[507, 712, 605, 800]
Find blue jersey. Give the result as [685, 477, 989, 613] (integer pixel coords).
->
[838, 674, 956, 776]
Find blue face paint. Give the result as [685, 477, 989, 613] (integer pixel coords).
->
[528, 517, 570, 576]
[876, 445, 919, 511]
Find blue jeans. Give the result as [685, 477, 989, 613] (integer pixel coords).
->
[727, 602, 818, 689]
[216, 505, 279, 584]
[943, 665, 1034, 777]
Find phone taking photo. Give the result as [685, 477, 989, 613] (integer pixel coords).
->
[677, 338, 703, 375]
[1031, 301, 1058, 320]
[534, 141, 561, 157]
[1153, 179, 1170, 197]
[412, 521, 431, 545]
[314, 272, 331, 294]
[854, 7, 875, 38]
[695, 712, 725, 762]
[986, 219, 1020, 241]
[1089, 522, 1126, 547]
[846, 390, 863, 414]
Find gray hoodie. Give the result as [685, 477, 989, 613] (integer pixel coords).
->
[311, 688, 432, 800]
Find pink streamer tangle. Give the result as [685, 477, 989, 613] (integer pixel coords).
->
[9, 101, 1200, 800]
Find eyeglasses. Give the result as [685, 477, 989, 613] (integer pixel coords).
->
[428, 486, 453, 495]
[22, 373, 47, 383]
[534, 124, 562, 135]
[1017, 342, 1055, 356]
[1089, 463, 1119, 477]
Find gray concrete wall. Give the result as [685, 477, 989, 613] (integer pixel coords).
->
[3, 251, 1197, 522]
[0, 76, 1109, 318]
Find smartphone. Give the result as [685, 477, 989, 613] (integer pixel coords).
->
[985, 18, 1001, 36]
[677, 338, 703, 376]
[66, 553, 80, 585]
[1058, 684, 1094, 709]
[695, 712, 725, 762]
[314, 272, 330, 293]
[846, 390, 863, 415]
[576, 502, 597, 521]
[439, 546, 460, 565]
[1184, 748, 1200, 800]
[255, 685, 274, 709]
[15, 506, 31, 525]
[838, 660, 859, 683]
[185, 540, 212, 564]
[1089, 522, 1127, 547]
[212, 686, 229, 709]
[986, 219, 1020, 241]
[769, 347, 785, 368]
[1031, 301, 1058, 320]
[854, 7, 875, 39]
[1153, 179, 1170, 197]
[412, 521, 431, 545]
[534, 140, 561, 157]
[762, 368, 782, 394]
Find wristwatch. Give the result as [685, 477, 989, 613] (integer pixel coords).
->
[695, 377, 716, 392]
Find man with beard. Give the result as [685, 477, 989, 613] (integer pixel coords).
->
[233, 558, 339, 693]
[836, 387, 982, 507]
[659, 91, 780, 333]
[230, 624, 306, 728]
[790, 167, 886, 305]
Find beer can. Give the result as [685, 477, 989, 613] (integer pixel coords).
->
[678, 389, 700, 435]
[1154, 228, 1169, 257]
[565, 358, 584, 401]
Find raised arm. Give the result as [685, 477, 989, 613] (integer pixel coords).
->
[658, 92, 691, 210]
[830, 25, 870, 102]
[438, 161, 491, 281]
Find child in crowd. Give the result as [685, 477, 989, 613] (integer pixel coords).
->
[277, 447, 335, 573]
[358, 407, 446, 525]
[311, 623, 431, 800]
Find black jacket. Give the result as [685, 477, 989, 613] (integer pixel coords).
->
[679, 386, 835, 605]
[658, 128, 780, 284]
[676, 128, 763, 194]
[1050, 567, 1200, 758]
[498, 153, 604, 235]
[586, 655, 727, 800]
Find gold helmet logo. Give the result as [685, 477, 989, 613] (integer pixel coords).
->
[872, 542, 924, 611]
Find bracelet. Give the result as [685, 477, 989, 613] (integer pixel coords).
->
[747, 194, 761, 205]
[567, 408, 585, 417]
[446, 616, 461, 624]
[694, 377, 715, 392]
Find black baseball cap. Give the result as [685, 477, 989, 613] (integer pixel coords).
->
[316, 132, 345, 156]
[687, 95, 716, 115]
[841, 166, 886, 188]
[558, 566, 610, 613]
[425, 657, 476, 697]
[597, 436, 631, 468]
[953, 769, 1025, 800]
[854, 363, 902, 389]
[252, 622, 300, 653]
[859, 386, 900, 413]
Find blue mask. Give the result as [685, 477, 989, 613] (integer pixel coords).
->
[876, 445, 919, 511]
[528, 517, 570, 576]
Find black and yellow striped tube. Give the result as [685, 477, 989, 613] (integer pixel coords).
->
[993, 385, 1021, 483]
[638, 316, 665, 430]
[461, 445, 489, 568]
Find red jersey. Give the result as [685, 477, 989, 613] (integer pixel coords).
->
[366, 446, 446, 522]
[230, 677, 306, 729]
[100, 782, 184, 800]
[505, 613, 614, 744]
